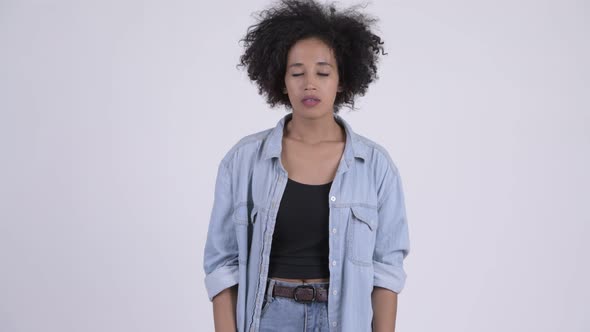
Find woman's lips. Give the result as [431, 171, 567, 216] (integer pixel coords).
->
[302, 98, 320, 107]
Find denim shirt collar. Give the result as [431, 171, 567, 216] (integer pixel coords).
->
[262, 112, 368, 170]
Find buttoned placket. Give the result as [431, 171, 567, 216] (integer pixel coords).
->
[326, 153, 352, 331]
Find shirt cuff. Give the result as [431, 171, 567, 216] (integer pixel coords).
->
[205, 264, 239, 301]
[373, 260, 407, 294]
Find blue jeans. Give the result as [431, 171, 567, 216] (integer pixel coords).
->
[259, 278, 330, 332]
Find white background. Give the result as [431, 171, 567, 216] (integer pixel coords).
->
[1, 0, 588, 331]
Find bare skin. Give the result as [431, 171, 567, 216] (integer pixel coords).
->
[212, 285, 237, 332]
[372, 287, 399, 332]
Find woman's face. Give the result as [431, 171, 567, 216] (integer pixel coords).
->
[284, 37, 342, 119]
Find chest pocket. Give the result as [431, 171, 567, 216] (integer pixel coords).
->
[232, 205, 259, 265]
[346, 205, 377, 266]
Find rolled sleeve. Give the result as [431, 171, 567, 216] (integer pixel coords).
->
[204, 264, 239, 301]
[374, 164, 410, 294]
[203, 160, 240, 301]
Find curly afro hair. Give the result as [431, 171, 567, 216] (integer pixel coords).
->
[238, 0, 386, 113]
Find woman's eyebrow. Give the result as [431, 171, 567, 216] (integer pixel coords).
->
[288, 62, 333, 68]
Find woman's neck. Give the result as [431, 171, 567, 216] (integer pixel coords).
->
[284, 112, 344, 145]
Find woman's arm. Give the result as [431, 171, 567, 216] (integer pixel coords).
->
[212, 285, 238, 332]
[371, 157, 410, 331]
[204, 160, 240, 330]
[371, 287, 398, 332]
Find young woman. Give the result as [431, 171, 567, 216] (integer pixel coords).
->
[203, 1, 410, 331]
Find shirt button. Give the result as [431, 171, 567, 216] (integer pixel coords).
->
[332, 228, 337, 234]
[330, 196, 336, 202]
[333, 290, 338, 295]
[332, 260, 337, 266]
[332, 321, 337, 327]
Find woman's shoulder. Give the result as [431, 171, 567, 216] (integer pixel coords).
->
[218, 127, 274, 166]
[352, 131, 401, 175]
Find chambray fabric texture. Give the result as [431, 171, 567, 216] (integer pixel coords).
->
[203, 112, 410, 332]
[259, 278, 330, 332]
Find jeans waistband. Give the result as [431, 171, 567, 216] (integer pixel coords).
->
[267, 278, 330, 287]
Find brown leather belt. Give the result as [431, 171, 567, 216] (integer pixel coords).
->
[272, 284, 329, 303]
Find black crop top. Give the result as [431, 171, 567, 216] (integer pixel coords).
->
[268, 177, 332, 279]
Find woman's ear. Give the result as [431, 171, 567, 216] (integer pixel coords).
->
[337, 85, 343, 92]
[283, 87, 287, 94]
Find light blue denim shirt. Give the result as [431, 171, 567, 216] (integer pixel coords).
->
[204, 112, 410, 332]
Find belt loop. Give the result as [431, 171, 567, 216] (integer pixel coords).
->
[266, 278, 277, 302]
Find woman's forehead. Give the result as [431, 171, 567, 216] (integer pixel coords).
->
[287, 38, 336, 63]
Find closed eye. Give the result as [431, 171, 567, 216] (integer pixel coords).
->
[291, 73, 330, 77]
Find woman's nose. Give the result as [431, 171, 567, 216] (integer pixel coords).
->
[304, 77, 317, 90]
